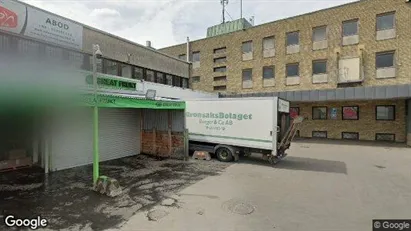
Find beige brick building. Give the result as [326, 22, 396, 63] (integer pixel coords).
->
[160, 0, 411, 145]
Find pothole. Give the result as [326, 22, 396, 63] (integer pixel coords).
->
[221, 199, 255, 215]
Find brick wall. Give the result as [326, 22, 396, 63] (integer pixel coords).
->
[159, 0, 411, 94]
[293, 99, 407, 142]
[141, 130, 185, 159]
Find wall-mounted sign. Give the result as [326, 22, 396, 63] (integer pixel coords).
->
[0, 0, 83, 49]
[330, 108, 337, 120]
[85, 74, 137, 90]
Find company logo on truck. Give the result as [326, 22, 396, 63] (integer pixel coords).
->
[186, 112, 253, 121]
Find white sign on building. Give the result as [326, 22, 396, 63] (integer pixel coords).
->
[0, 0, 83, 50]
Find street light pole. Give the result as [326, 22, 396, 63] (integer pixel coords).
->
[92, 44, 101, 185]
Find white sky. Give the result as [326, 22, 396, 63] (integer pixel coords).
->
[21, 0, 357, 48]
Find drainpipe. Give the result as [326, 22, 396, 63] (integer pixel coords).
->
[186, 37, 190, 63]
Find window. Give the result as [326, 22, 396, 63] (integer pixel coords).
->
[67, 51, 84, 69]
[377, 12, 395, 31]
[156, 72, 165, 84]
[213, 85, 227, 91]
[121, 64, 132, 78]
[214, 57, 227, 64]
[263, 66, 274, 79]
[343, 19, 358, 36]
[192, 51, 200, 62]
[286, 31, 299, 46]
[376, 51, 394, 68]
[178, 54, 186, 61]
[312, 60, 327, 74]
[146, 70, 155, 82]
[214, 76, 227, 81]
[342, 106, 359, 120]
[376, 105, 395, 120]
[312, 131, 327, 138]
[242, 41, 253, 53]
[375, 133, 395, 142]
[313, 26, 327, 42]
[173, 76, 181, 87]
[192, 76, 200, 83]
[214, 66, 227, 72]
[263, 36, 275, 50]
[181, 78, 188, 88]
[166, 74, 173, 85]
[286, 63, 299, 77]
[290, 107, 299, 119]
[242, 69, 252, 81]
[342, 132, 359, 140]
[133, 67, 144, 80]
[214, 47, 226, 54]
[104, 59, 118, 76]
[312, 107, 327, 120]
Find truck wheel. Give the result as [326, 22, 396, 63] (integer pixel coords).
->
[216, 147, 234, 162]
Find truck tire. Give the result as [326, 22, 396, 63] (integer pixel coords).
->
[216, 147, 234, 162]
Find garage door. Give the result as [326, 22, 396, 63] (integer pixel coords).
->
[50, 108, 141, 171]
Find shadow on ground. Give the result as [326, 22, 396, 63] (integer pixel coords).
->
[239, 155, 347, 174]
[0, 155, 231, 231]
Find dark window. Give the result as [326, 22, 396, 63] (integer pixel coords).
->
[133, 67, 144, 80]
[214, 66, 227, 72]
[290, 107, 299, 119]
[173, 76, 181, 87]
[89, 56, 103, 73]
[156, 72, 165, 84]
[81, 54, 91, 71]
[343, 19, 358, 36]
[242, 69, 252, 81]
[214, 57, 227, 64]
[376, 51, 394, 68]
[214, 47, 226, 54]
[166, 74, 173, 85]
[181, 78, 189, 88]
[313, 26, 327, 41]
[312, 131, 327, 138]
[192, 51, 200, 62]
[286, 63, 299, 77]
[377, 12, 395, 31]
[213, 85, 227, 91]
[375, 133, 395, 142]
[312, 107, 327, 120]
[342, 132, 359, 140]
[376, 105, 395, 120]
[312, 60, 327, 74]
[342, 106, 359, 120]
[242, 41, 253, 53]
[263, 66, 274, 79]
[178, 54, 186, 61]
[121, 64, 132, 78]
[146, 70, 155, 82]
[104, 59, 119, 76]
[214, 76, 227, 81]
[192, 76, 200, 83]
[286, 31, 299, 46]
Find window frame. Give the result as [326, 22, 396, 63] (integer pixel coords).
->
[286, 63, 299, 77]
[290, 107, 300, 119]
[242, 41, 253, 54]
[191, 76, 200, 83]
[262, 66, 275, 79]
[312, 106, 328, 120]
[213, 47, 226, 54]
[312, 26, 327, 42]
[213, 66, 227, 73]
[312, 60, 327, 75]
[262, 36, 275, 50]
[178, 54, 186, 61]
[342, 19, 359, 37]
[375, 133, 396, 142]
[375, 51, 395, 69]
[341, 106, 360, 120]
[376, 11, 395, 31]
[192, 51, 200, 62]
[286, 31, 299, 46]
[213, 76, 227, 81]
[242, 68, 253, 82]
[213, 57, 227, 64]
[312, 131, 328, 139]
[213, 85, 227, 91]
[375, 105, 396, 121]
[341, 132, 359, 140]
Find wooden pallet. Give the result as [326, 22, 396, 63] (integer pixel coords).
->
[0, 157, 32, 172]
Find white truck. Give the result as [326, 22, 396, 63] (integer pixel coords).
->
[185, 97, 303, 164]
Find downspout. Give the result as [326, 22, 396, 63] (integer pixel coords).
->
[186, 37, 191, 88]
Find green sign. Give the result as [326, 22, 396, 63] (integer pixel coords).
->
[81, 95, 185, 110]
[186, 112, 253, 120]
[85, 74, 137, 90]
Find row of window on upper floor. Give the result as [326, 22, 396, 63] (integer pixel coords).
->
[0, 32, 189, 88]
[178, 11, 396, 63]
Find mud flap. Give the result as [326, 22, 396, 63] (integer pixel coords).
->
[233, 152, 240, 162]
